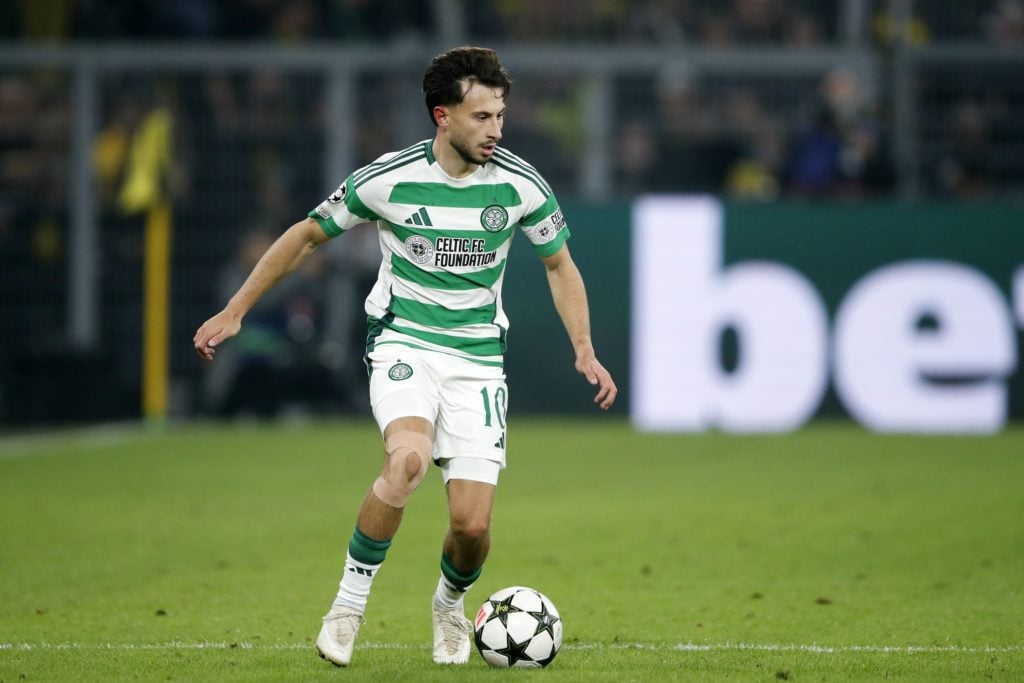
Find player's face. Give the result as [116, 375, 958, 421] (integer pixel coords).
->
[445, 81, 505, 166]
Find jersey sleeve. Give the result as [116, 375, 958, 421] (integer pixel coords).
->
[518, 191, 570, 257]
[308, 174, 381, 238]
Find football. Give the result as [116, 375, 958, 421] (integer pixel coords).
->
[473, 586, 562, 668]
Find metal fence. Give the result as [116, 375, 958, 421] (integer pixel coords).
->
[1, 2, 1023, 424]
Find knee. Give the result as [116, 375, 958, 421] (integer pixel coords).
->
[400, 449, 422, 482]
[450, 514, 491, 545]
[372, 431, 432, 508]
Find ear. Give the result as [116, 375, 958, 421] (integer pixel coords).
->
[433, 105, 449, 129]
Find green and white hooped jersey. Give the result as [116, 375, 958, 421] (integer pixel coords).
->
[309, 139, 570, 367]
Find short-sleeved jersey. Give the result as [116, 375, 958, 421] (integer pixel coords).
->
[309, 139, 569, 367]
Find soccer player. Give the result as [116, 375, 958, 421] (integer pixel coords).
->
[193, 46, 617, 666]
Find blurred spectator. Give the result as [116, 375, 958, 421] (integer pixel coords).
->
[468, 0, 627, 43]
[201, 227, 346, 417]
[871, 0, 931, 47]
[730, 0, 787, 43]
[498, 76, 578, 191]
[0, 73, 69, 349]
[3, 0, 76, 42]
[0, 71, 73, 422]
[785, 67, 894, 197]
[694, 0, 829, 46]
[218, 0, 278, 40]
[643, 63, 745, 193]
[316, 223, 382, 414]
[614, 118, 659, 195]
[270, 0, 321, 43]
[725, 131, 783, 200]
[88, 80, 190, 409]
[71, 0, 152, 39]
[722, 89, 785, 200]
[699, 9, 737, 45]
[0, 0, 436, 42]
[162, 0, 222, 38]
[935, 98, 995, 198]
[620, 0, 697, 44]
[467, 0, 833, 46]
[984, 0, 1024, 45]
[325, 0, 432, 42]
[191, 69, 320, 229]
[785, 9, 825, 46]
[93, 89, 146, 208]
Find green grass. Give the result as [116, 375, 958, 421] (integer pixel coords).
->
[1, 419, 1022, 681]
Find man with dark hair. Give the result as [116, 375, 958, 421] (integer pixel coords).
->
[194, 46, 616, 667]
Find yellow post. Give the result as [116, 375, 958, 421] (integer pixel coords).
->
[143, 199, 171, 423]
[118, 107, 173, 424]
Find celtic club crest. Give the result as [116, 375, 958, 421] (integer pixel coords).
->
[388, 362, 413, 381]
[480, 205, 508, 232]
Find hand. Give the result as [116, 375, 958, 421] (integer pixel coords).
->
[575, 356, 617, 410]
[193, 310, 241, 361]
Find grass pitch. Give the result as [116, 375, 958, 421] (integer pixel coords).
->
[1, 419, 1022, 681]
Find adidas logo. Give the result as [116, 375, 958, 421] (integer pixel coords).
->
[404, 207, 433, 226]
[348, 566, 374, 577]
[494, 432, 505, 449]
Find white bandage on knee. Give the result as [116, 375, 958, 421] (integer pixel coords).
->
[372, 432, 433, 509]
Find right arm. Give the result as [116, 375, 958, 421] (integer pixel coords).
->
[193, 217, 330, 360]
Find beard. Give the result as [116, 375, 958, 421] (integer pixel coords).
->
[449, 134, 490, 166]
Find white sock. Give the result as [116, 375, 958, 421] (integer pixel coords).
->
[433, 576, 468, 610]
[331, 552, 380, 614]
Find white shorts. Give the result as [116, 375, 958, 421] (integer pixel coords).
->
[367, 345, 508, 485]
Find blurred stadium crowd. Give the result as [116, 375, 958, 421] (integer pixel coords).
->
[1, 0, 1022, 423]
[2, 0, 1023, 45]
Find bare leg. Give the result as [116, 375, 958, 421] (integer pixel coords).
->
[443, 479, 496, 572]
[356, 415, 434, 539]
[432, 478, 496, 664]
[319, 417, 435, 665]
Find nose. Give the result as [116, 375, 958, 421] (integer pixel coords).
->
[488, 118, 502, 141]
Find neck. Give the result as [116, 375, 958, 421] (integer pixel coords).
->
[432, 136, 478, 179]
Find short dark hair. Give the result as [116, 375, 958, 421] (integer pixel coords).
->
[422, 46, 512, 127]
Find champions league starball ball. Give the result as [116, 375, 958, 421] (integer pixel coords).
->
[473, 586, 562, 668]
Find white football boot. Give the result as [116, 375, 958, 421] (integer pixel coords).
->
[316, 606, 364, 667]
[432, 602, 472, 664]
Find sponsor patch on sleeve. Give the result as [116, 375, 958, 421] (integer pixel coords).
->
[525, 209, 566, 244]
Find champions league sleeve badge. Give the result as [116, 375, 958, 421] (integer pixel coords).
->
[328, 182, 347, 203]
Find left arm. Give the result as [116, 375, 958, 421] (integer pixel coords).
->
[541, 244, 618, 410]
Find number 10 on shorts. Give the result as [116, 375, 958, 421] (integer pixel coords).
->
[480, 386, 507, 428]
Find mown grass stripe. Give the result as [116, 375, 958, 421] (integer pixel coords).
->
[4, 642, 1022, 654]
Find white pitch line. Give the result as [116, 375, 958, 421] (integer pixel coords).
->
[671, 643, 1024, 654]
[2, 642, 1022, 654]
[0, 423, 157, 460]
